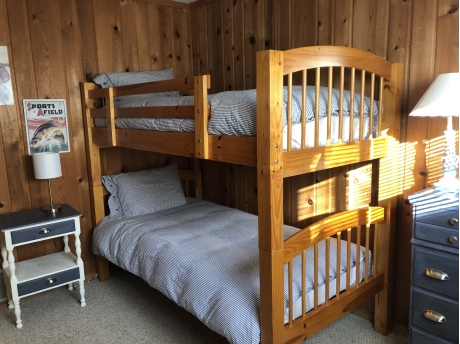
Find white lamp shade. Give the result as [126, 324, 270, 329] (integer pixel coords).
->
[409, 73, 460, 117]
[32, 152, 62, 179]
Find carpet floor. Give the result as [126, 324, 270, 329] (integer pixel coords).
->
[0, 266, 408, 344]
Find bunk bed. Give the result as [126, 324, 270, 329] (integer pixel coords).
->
[81, 46, 402, 344]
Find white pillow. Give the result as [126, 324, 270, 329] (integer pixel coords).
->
[101, 164, 187, 219]
[93, 68, 180, 101]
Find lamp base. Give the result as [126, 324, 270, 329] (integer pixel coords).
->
[42, 204, 62, 213]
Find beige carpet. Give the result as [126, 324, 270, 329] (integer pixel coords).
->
[0, 266, 407, 344]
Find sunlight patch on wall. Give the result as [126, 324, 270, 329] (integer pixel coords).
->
[379, 140, 417, 201]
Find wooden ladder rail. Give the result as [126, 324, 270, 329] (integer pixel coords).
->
[81, 82, 111, 281]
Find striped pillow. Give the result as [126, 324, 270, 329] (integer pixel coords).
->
[93, 68, 180, 101]
[101, 164, 187, 219]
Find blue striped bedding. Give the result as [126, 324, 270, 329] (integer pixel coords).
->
[94, 86, 379, 146]
[93, 198, 371, 344]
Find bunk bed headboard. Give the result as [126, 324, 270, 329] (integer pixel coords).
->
[81, 81, 203, 225]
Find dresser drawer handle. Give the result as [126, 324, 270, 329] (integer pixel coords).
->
[425, 268, 449, 280]
[449, 236, 457, 244]
[449, 218, 458, 225]
[39, 228, 51, 234]
[45, 278, 56, 285]
[423, 310, 446, 323]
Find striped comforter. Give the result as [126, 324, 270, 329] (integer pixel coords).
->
[93, 198, 370, 344]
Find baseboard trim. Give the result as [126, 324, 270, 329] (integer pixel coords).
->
[352, 308, 409, 338]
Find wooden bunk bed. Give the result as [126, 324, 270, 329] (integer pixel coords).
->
[81, 46, 402, 344]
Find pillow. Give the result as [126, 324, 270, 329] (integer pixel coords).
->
[93, 68, 180, 101]
[101, 164, 187, 219]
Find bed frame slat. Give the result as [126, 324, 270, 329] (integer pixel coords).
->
[327, 67, 333, 145]
[349, 68, 355, 143]
[287, 74, 293, 151]
[359, 70, 366, 141]
[301, 70, 307, 148]
[314, 68, 320, 147]
[325, 237, 330, 306]
[369, 73, 375, 139]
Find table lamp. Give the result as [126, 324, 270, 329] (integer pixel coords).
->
[409, 73, 460, 192]
[32, 152, 62, 213]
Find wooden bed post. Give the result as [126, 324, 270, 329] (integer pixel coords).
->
[374, 62, 403, 335]
[194, 75, 209, 160]
[257, 49, 285, 344]
[81, 82, 110, 281]
[193, 158, 203, 199]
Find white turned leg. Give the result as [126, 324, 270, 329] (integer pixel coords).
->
[8, 248, 22, 327]
[63, 235, 71, 253]
[74, 230, 86, 307]
[1, 239, 12, 309]
[7, 287, 13, 309]
[68, 283, 74, 291]
[79, 281, 86, 307]
[1, 239, 7, 269]
[14, 300, 22, 329]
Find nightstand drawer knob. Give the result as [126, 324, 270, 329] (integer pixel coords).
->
[449, 236, 457, 243]
[423, 310, 446, 323]
[425, 268, 449, 280]
[449, 218, 458, 225]
[45, 278, 57, 285]
[39, 228, 51, 234]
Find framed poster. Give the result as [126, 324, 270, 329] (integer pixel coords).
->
[23, 99, 70, 154]
[0, 46, 14, 105]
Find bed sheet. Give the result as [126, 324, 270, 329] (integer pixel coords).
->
[94, 86, 379, 149]
[93, 198, 371, 344]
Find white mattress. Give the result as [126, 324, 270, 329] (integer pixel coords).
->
[93, 198, 372, 344]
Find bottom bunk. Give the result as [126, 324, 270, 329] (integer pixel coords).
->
[92, 164, 386, 344]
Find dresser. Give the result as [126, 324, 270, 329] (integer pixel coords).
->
[0, 204, 86, 329]
[408, 188, 459, 343]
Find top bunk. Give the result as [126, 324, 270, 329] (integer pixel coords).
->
[81, 46, 402, 177]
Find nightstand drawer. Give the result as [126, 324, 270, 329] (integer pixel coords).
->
[17, 267, 80, 297]
[414, 222, 459, 248]
[11, 220, 75, 245]
[412, 288, 459, 342]
[413, 246, 459, 299]
[410, 326, 453, 344]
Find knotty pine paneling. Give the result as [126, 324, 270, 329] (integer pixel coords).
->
[0, 0, 457, 332]
[191, 0, 459, 330]
[0, 0, 193, 279]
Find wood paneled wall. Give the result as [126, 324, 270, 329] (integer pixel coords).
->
[190, 0, 459, 329]
[0, 0, 458, 332]
[0, 0, 193, 279]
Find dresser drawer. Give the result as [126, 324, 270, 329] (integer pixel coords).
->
[413, 245, 459, 299]
[410, 326, 454, 344]
[416, 209, 459, 228]
[17, 267, 80, 297]
[411, 288, 459, 342]
[414, 221, 459, 249]
[11, 220, 75, 245]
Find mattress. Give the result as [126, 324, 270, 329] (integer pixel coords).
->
[94, 86, 379, 149]
[93, 198, 372, 344]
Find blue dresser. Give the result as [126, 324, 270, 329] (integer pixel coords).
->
[409, 188, 459, 343]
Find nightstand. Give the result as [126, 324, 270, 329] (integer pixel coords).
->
[408, 188, 459, 343]
[0, 204, 86, 329]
